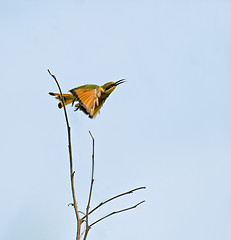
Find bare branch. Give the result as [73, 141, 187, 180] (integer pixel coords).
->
[48, 69, 146, 239]
[81, 186, 146, 220]
[48, 69, 81, 240]
[83, 131, 95, 240]
[80, 225, 86, 239]
[90, 200, 145, 227]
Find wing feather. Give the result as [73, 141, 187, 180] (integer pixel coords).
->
[92, 98, 107, 118]
[70, 86, 101, 117]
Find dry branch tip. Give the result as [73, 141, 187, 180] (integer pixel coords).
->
[89, 131, 94, 140]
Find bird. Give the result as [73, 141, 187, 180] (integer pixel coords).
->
[49, 79, 125, 118]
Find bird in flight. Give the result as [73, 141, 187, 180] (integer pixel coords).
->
[49, 79, 125, 118]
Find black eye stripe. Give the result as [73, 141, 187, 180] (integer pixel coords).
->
[106, 84, 113, 90]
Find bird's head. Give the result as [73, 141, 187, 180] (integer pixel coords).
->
[101, 79, 126, 94]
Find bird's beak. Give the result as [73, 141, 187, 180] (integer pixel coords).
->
[115, 79, 126, 86]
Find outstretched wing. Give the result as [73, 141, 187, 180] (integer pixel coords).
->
[69, 85, 101, 117]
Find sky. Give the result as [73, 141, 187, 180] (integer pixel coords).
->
[1, 0, 231, 239]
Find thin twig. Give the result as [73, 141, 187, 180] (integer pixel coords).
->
[81, 186, 146, 220]
[83, 131, 95, 240]
[90, 200, 145, 227]
[48, 69, 81, 240]
[80, 225, 86, 239]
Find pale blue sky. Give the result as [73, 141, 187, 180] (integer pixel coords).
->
[1, 1, 231, 240]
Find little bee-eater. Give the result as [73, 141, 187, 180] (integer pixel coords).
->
[49, 79, 125, 118]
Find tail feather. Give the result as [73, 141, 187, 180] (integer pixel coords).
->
[49, 92, 75, 108]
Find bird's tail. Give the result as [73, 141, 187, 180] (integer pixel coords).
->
[49, 92, 75, 108]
